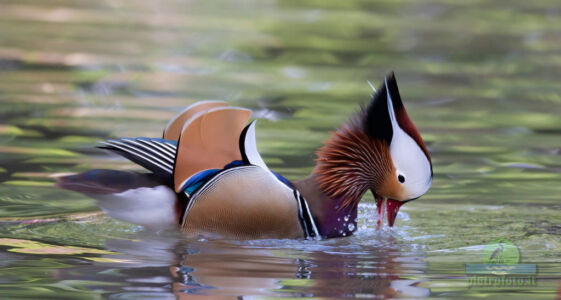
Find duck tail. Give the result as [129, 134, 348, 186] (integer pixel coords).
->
[56, 170, 182, 228]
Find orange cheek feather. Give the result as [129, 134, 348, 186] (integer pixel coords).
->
[375, 167, 407, 228]
[377, 169, 406, 201]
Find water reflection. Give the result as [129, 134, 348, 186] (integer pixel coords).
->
[87, 228, 430, 298]
[0, 226, 429, 298]
[172, 245, 298, 297]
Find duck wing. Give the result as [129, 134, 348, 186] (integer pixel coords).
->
[98, 137, 177, 183]
[162, 100, 228, 140]
[173, 106, 251, 192]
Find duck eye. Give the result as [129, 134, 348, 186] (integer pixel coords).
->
[398, 174, 405, 183]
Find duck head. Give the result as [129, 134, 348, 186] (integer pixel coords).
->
[315, 73, 432, 227]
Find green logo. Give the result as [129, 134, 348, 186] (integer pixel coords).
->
[466, 238, 536, 287]
[482, 239, 519, 265]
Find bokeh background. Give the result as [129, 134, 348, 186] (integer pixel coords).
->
[0, 0, 560, 298]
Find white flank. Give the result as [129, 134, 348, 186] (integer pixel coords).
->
[96, 185, 177, 228]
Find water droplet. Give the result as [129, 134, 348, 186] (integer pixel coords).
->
[348, 223, 356, 232]
[342, 232, 347, 236]
[337, 217, 341, 222]
[344, 215, 349, 222]
[338, 229, 343, 234]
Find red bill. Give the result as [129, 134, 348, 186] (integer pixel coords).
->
[375, 197, 404, 227]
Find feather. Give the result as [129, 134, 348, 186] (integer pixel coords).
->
[56, 170, 181, 228]
[239, 120, 268, 170]
[315, 125, 393, 210]
[95, 185, 179, 228]
[384, 73, 431, 163]
[56, 169, 163, 194]
[173, 107, 251, 192]
[98, 138, 177, 182]
[163, 100, 229, 140]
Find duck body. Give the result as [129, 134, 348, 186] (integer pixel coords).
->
[59, 110, 321, 239]
[57, 73, 433, 240]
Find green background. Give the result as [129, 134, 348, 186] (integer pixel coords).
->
[0, 0, 560, 298]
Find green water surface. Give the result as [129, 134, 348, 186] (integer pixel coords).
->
[0, 0, 560, 298]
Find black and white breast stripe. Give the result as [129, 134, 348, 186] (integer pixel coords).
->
[294, 190, 321, 240]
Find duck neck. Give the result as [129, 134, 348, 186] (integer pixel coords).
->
[293, 172, 358, 238]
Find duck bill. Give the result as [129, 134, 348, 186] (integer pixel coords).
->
[375, 197, 404, 227]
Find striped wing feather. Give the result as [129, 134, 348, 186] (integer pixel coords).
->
[98, 138, 177, 182]
[100, 104, 270, 194]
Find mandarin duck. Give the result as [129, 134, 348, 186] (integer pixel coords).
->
[57, 73, 432, 239]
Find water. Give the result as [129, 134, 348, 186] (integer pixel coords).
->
[1, 0, 560, 298]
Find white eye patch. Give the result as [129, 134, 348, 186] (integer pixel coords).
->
[385, 80, 432, 200]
